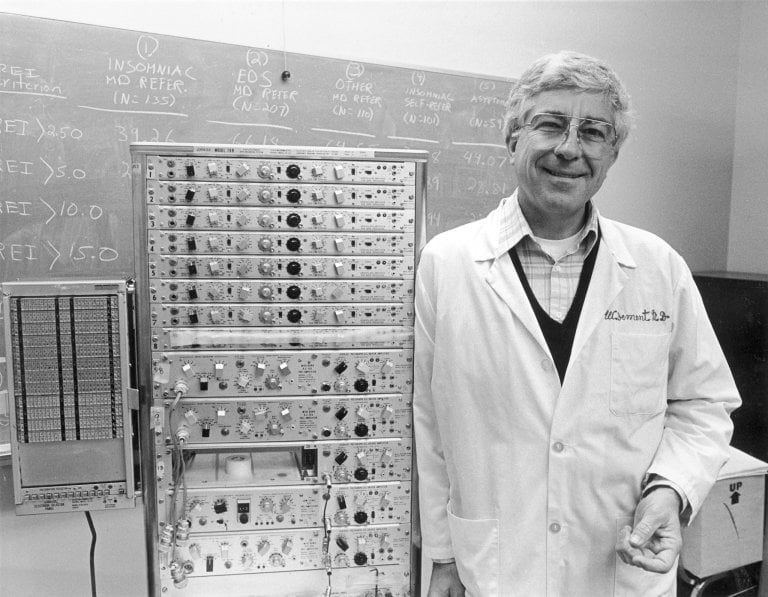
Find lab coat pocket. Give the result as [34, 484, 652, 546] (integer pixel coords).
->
[446, 502, 500, 597]
[614, 517, 675, 596]
[610, 332, 670, 416]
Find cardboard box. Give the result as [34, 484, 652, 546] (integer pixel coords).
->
[680, 447, 768, 577]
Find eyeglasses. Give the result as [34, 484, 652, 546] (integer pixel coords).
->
[523, 113, 617, 155]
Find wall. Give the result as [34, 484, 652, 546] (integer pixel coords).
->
[728, 0, 768, 275]
[0, 2, 760, 596]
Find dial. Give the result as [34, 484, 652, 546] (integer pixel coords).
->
[278, 495, 293, 514]
[241, 553, 254, 568]
[235, 373, 251, 388]
[281, 538, 293, 555]
[208, 235, 223, 251]
[238, 419, 253, 434]
[259, 497, 275, 513]
[257, 539, 271, 556]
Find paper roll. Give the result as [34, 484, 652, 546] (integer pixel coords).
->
[224, 455, 252, 479]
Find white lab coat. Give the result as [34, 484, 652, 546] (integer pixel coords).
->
[414, 197, 740, 597]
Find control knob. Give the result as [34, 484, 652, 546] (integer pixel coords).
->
[257, 539, 271, 556]
[241, 553, 254, 569]
[278, 496, 292, 514]
[281, 538, 293, 555]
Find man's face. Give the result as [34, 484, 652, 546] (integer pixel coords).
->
[510, 89, 618, 236]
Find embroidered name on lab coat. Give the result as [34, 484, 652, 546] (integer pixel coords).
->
[604, 309, 671, 322]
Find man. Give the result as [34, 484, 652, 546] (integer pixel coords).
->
[413, 51, 740, 596]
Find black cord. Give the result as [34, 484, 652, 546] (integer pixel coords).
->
[84, 511, 97, 597]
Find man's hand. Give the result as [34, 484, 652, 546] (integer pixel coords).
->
[427, 561, 466, 597]
[616, 487, 683, 573]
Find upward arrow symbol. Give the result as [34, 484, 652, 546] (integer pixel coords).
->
[730, 491, 741, 505]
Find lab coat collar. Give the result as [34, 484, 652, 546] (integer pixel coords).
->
[471, 192, 637, 271]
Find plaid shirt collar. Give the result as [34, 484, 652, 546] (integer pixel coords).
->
[497, 189, 600, 257]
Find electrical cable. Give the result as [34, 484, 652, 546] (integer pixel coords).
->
[84, 511, 97, 597]
[322, 473, 333, 596]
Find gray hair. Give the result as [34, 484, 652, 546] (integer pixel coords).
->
[504, 51, 633, 151]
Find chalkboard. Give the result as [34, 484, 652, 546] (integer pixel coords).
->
[0, 12, 514, 286]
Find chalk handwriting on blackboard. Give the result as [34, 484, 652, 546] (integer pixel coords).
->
[0, 64, 65, 98]
[0, 13, 515, 286]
